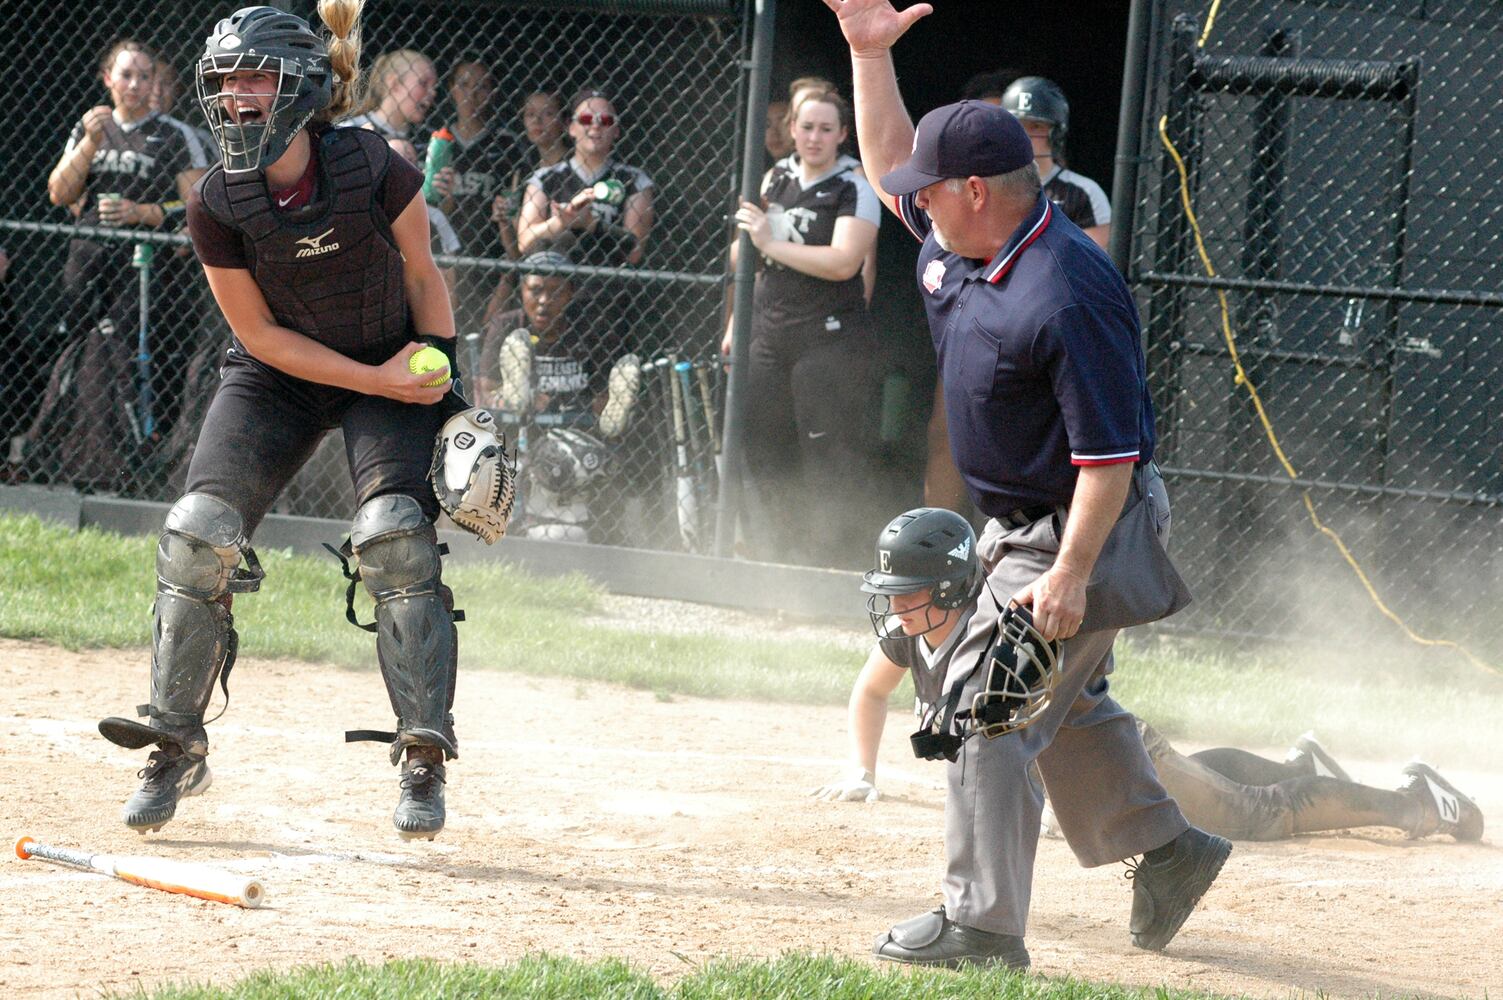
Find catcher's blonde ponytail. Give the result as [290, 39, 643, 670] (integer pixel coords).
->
[315, 0, 364, 122]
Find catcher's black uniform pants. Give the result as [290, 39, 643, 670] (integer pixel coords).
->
[183, 347, 452, 534]
[742, 311, 876, 565]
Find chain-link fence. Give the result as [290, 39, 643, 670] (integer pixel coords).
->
[1120, 1, 1503, 658]
[0, 0, 744, 554]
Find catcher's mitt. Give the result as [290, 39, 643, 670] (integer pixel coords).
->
[430, 407, 516, 544]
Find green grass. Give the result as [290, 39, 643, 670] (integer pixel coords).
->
[118, 954, 1301, 1000]
[5, 511, 1503, 766]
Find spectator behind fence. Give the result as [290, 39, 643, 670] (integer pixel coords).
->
[27, 38, 210, 493]
[724, 90, 881, 566]
[477, 250, 641, 542]
[516, 89, 654, 269]
[786, 76, 876, 304]
[764, 100, 793, 161]
[429, 59, 526, 334]
[486, 90, 569, 324]
[340, 48, 437, 142]
[388, 138, 460, 298]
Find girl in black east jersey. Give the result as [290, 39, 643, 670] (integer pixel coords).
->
[36, 39, 210, 490]
[96, 1, 471, 843]
[726, 90, 881, 565]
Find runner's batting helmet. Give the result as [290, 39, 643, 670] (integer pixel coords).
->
[195, 6, 333, 173]
[1002, 76, 1069, 164]
[861, 507, 982, 640]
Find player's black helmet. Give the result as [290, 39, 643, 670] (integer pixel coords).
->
[1001, 76, 1069, 163]
[861, 507, 983, 640]
[195, 6, 333, 174]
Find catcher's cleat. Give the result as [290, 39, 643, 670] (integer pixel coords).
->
[873, 907, 1029, 970]
[1400, 762, 1483, 841]
[496, 329, 533, 413]
[597, 353, 641, 439]
[1284, 730, 1352, 783]
[1127, 826, 1232, 951]
[393, 755, 447, 841]
[122, 748, 212, 833]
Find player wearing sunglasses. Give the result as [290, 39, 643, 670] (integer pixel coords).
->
[515, 89, 654, 268]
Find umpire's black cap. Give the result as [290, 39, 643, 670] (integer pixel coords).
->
[879, 100, 1034, 197]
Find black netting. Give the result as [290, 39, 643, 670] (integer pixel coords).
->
[1124, 4, 1503, 659]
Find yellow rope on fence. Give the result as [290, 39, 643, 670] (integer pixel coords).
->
[1156, 110, 1497, 676]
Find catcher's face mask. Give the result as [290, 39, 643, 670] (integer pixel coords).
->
[970, 604, 1061, 739]
[197, 53, 320, 173]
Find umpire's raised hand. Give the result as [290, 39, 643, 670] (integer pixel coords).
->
[822, 0, 933, 55]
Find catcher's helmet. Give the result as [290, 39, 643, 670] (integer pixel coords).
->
[195, 6, 333, 173]
[861, 507, 982, 640]
[1001, 76, 1069, 163]
[528, 427, 610, 499]
[970, 604, 1060, 738]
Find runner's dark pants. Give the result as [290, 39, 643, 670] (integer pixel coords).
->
[742, 311, 874, 564]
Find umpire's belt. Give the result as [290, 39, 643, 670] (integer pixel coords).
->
[997, 504, 1055, 530]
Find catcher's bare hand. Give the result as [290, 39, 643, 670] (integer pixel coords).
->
[821, 0, 933, 57]
[368, 342, 450, 405]
[1012, 565, 1087, 642]
[811, 767, 879, 803]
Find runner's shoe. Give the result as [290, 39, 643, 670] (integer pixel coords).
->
[1284, 730, 1352, 782]
[122, 747, 212, 833]
[1400, 761, 1483, 841]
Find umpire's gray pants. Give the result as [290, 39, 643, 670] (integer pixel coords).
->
[941, 495, 1188, 936]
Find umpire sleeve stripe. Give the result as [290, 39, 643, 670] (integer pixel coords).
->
[896, 193, 926, 242]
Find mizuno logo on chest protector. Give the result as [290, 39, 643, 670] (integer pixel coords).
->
[294, 227, 340, 258]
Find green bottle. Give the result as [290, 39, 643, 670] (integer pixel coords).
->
[422, 127, 455, 205]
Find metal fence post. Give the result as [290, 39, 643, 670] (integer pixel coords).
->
[713, 0, 775, 558]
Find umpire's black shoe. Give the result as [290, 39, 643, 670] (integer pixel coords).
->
[122, 747, 212, 833]
[874, 907, 1030, 970]
[393, 755, 447, 841]
[1127, 827, 1232, 951]
[1401, 762, 1483, 841]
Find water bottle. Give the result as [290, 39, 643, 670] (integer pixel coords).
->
[421, 127, 455, 205]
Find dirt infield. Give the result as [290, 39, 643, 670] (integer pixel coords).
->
[3, 637, 1500, 999]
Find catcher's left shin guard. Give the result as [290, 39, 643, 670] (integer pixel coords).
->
[344, 495, 460, 765]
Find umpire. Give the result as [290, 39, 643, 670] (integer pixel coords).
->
[824, 0, 1230, 968]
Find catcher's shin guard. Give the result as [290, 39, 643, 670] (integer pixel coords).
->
[343, 495, 460, 765]
[99, 493, 262, 758]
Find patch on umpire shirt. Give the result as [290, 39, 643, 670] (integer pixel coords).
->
[923, 258, 946, 293]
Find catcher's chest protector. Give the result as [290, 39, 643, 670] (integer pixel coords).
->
[201, 125, 410, 358]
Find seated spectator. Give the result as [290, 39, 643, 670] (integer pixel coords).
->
[340, 48, 436, 142]
[518, 90, 569, 172]
[29, 38, 209, 493]
[387, 138, 460, 298]
[516, 89, 654, 268]
[477, 250, 641, 542]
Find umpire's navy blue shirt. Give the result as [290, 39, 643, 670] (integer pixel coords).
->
[896, 191, 1155, 516]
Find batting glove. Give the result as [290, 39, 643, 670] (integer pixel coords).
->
[812, 767, 879, 803]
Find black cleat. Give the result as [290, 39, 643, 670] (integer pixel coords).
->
[393, 757, 447, 841]
[1401, 762, 1483, 841]
[873, 907, 1029, 970]
[1128, 826, 1232, 951]
[1284, 730, 1352, 782]
[122, 748, 212, 833]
